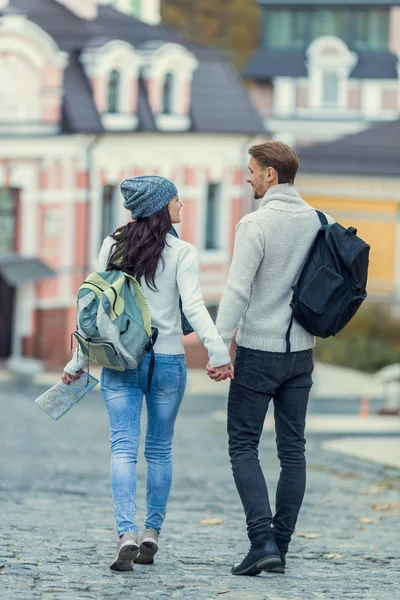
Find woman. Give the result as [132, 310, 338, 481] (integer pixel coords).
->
[62, 175, 233, 571]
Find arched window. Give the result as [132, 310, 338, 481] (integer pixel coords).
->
[107, 70, 121, 114]
[162, 72, 174, 115]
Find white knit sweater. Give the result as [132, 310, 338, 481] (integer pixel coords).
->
[64, 233, 231, 374]
[216, 184, 334, 353]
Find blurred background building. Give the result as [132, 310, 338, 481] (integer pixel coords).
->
[246, 0, 400, 146]
[0, 0, 400, 376]
[0, 0, 262, 370]
[297, 119, 400, 303]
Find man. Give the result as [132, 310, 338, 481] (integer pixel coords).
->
[208, 141, 332, 576]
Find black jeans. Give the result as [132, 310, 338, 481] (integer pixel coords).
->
[227, 346, 314, 553]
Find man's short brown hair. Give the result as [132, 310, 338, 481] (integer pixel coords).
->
[248, 141, 299, 184]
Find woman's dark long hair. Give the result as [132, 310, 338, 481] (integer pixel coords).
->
[107, 205, 172, 290]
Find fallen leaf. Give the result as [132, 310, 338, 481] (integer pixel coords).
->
[361, 485, 386, 495]
[322, 553, 342, 559]
[295, 532, 323, 539]
[371, 503, 400, 511]
[360, 517, 378, 524]
[358, 527, 365, 531]
[201, 519, 223, 526]
[334, 472, 356, 479]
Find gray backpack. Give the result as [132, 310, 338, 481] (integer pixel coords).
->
[73, 269, 158, 390]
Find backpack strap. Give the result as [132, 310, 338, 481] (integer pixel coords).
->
[316, 210, 328, 225]
[146, 328, 159, 393]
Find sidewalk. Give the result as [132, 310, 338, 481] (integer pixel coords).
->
[1, 362, 399, 472]
[322, 437, 400, 470]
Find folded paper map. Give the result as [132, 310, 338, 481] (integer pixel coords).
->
[35, 372, 99, 420]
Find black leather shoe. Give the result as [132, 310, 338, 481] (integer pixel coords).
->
[265, 551, 286, 574]
[231, 537, 281, 576]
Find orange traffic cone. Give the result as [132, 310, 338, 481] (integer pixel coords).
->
[359, 396, 370, 418]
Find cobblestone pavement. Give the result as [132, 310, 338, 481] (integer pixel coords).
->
[1, 382, 399, 600]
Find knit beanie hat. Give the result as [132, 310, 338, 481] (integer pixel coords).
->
[120, 175, 178, 219]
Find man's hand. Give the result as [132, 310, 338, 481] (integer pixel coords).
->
[206, 362, 234, 382]
[61, 370, 83, 385]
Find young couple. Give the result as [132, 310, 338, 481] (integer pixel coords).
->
[63, 141, 326, 576]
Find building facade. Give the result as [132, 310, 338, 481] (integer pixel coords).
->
[296, 119, 400, 306]
[0, 0, 262, 370]
[246, 0, 400, 146]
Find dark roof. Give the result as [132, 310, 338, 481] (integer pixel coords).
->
[258, 1, 399, 5]
[8, 0, 261, 135]
[245, 49, 307, 79]
[297, 120, 400, 177]
[191, 62, 264, 134]
[62, 53, 103, 133]
[244, 48, 398, 80]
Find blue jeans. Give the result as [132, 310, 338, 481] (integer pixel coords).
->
[228, 346, 314, 552]
[101, 353, 187, 537]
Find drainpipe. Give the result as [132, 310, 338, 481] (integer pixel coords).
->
[85, 135, 102, 273]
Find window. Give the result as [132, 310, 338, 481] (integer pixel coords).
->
[101, 185, 118, 242]
[107, 70, 121, 114]
[264, 8, 349, 49]
[130, 0, 141, 18]
[162, 72, 174, 115]
[353, 9, 389, 50]
[0, 188, 17, 253]
[205, 183, 221, 251]
[311, 10, 348, 40]
[322, 72, 339, 106]
[264, 9, 308, 49]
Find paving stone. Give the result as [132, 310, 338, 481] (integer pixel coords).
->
[0, 383, 399, 600]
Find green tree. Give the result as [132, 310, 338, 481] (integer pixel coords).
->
[160, 0, 261, 72]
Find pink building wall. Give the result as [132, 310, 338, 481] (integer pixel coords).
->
[249, 82, 274, 117]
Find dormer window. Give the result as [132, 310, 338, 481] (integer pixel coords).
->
[81, 40, 142, 131]
[141, 42, 198, 132]
[307, 37, 357, 111]
[162, 73, 174, 115]
[107, 70, 121, 114]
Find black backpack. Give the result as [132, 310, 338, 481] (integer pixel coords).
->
[286, 211, 370, 352]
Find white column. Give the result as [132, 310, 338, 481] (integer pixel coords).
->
[59, 157, 75, 300]
[13, 164, 39, 257]
[362, 82, 382, 119]
[274, 78, 296, 116]
[141, 0, 161, 25]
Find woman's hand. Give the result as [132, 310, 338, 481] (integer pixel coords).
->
[206, 362, 234, 382]
[61, 371, 83, 385]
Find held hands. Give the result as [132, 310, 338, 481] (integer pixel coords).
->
[206, 362, 234, 382]
[61, 370, 83, 385]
